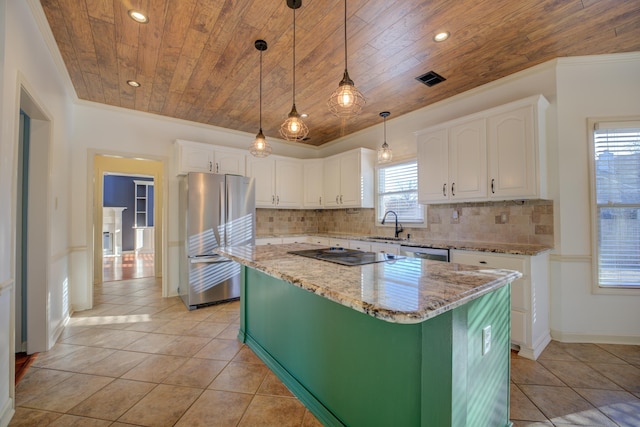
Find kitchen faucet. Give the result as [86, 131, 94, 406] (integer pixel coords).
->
[381, 210, 404, 238]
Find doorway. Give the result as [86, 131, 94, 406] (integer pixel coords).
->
[92, 155, 164, 300]
[15, 87, 52, 355]
[102, 174, 156, 281]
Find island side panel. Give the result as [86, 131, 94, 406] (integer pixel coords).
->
[243, 267, 427, 426]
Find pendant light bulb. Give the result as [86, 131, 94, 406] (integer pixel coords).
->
[250, 40, 272, 157]
[377, 111, 392, 164]
[328, 0, 365, 118]
[280, 0, 309, 142]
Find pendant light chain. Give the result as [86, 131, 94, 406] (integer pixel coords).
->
[280, 0, 308, 141]
[250, 39, 271, 157]
[327, 0, 365, 118]
[259, 46, 263, 130]
[343, 0, 347, 73]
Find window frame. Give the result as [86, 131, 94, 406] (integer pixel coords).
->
[375, 158, 426, 228]
[588, 117, 640, 295]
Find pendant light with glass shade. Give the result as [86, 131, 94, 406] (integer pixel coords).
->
[249, 40, 272, 157]
[377, 111, 393, 163]
[280, 0, 309, 142]
[327, 0, 365, 118]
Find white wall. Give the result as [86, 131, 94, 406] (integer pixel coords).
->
[0, 1, 73, 425]
[69, 103, 321, 305]
[550, 54, 640, 343]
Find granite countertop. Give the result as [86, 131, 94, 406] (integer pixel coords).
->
[217, 243, 522, 324]
[258, 233, 552, 256]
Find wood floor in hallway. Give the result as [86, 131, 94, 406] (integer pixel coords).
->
[103, 253, 155, 282]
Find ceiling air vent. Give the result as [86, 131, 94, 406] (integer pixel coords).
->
[415, 71, 446, 87]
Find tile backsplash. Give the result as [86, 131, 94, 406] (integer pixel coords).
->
[256, 199, 553, 246]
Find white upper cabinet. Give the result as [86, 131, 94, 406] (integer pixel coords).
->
[246, 156, 303, 208]
[303, 159, 324, 208]
[323, 148, 375, 208]
[417, 118, 487, 203]
[175, 139, 245, 176]
[488, 96, 548, 200]
[417, 95, 548, 204]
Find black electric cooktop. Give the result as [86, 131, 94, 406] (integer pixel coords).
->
[287, 247, 405, 266]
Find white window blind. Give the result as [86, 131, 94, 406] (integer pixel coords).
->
[593, 121, 640, 288]
[377, 161, 424, 223]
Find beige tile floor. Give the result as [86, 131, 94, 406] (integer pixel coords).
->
[9, 277, 640, 426]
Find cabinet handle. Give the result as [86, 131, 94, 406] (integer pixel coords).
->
[442, 183, 447, 197]
[491, 178, 495, 194]
[272, 195, 275, 205]
[451, 182, 456, 197]
[209, 161, 213, 172]
[336, 195, 339, 204]
[479, 261, 487, 265]
[319, 196, 322, 205]
[216, 163, 220, 173]
[277, 195, 280, 205]
[340, 195, 343, 204]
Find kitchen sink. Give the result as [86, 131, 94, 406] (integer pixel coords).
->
[365, 236, 406, 242]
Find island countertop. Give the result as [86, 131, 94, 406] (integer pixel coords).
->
[217, 243, 522, 324]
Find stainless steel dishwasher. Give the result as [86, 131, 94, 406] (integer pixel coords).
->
[399, 245, 450, 262]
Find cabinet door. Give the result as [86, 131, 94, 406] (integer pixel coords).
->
[323, 156, 341, 207]
[214, 150, 245, 175]
[275, 160, 303, 208]
[247, 158, 276, 207]
[179, 144, 214, 173]
[417, 129, 449, 203]
[303, 160, 324, 208]
[339, 150, 362, 206]
[449, 118, 487, 200]
[488, 105, 536, 198]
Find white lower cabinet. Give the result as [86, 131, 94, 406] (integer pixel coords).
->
[255, 237, 283, 245]
[450, 249, 550, 360]
[369, 242, 400, 255]
[349, 241, 371, 252]
[307, 236, 330, 246]
[328, 238, 350, 248]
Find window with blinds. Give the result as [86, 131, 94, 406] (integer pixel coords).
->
[377, 160, 424, 223]
[593, 121, 640, 288]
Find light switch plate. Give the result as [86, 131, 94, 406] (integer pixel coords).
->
[482, 325, 492, 355]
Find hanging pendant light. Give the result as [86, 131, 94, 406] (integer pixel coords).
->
[280, 0, 309, 142]
[377, 111, 393, 163]
[327, 0, 365, 118]
[250, 40, 272, 157]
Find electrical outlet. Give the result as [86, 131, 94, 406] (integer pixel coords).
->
[482, 325, 492, 355]
[452, 209, 458, 219]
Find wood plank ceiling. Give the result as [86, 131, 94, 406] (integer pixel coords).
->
[40, 0, 640, 146]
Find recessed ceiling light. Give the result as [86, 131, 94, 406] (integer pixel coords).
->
[127, 80, 141, 88]
[128, 10, 148, 23]
[434, 31, 450, 42]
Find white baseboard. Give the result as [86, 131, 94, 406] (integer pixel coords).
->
[0, 397, 15, 427]
[550, 330, 640, 345]
[49, 314, 70, 348]
[516, 333, 552, 360]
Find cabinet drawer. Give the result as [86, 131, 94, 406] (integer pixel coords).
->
[349, 242, 371, 252]
[451, 251, 525, 273]
[281, 236, 306, 244]
[307, 236, 330, 246]
[329, 239, 350, 248]
[256, 237, 282, 245]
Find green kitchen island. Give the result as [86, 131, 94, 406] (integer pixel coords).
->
[217, 243, 522, 427]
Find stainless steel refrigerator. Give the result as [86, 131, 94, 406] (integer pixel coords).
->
[178, 173, 255, 310]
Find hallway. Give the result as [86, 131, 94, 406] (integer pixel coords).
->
[102, 253, 155, 282]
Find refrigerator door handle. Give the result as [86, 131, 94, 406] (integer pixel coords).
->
[190, 255, 232, 264]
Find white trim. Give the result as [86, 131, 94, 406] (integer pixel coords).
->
[549, 254, 591, 263]
[556, 51, 640, 67]
[0, 398, 15, 427]
[551, 330, 640, 345]
[516, 333, 552, 361]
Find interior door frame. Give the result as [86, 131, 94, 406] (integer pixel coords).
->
[92, 155, 165, 296]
